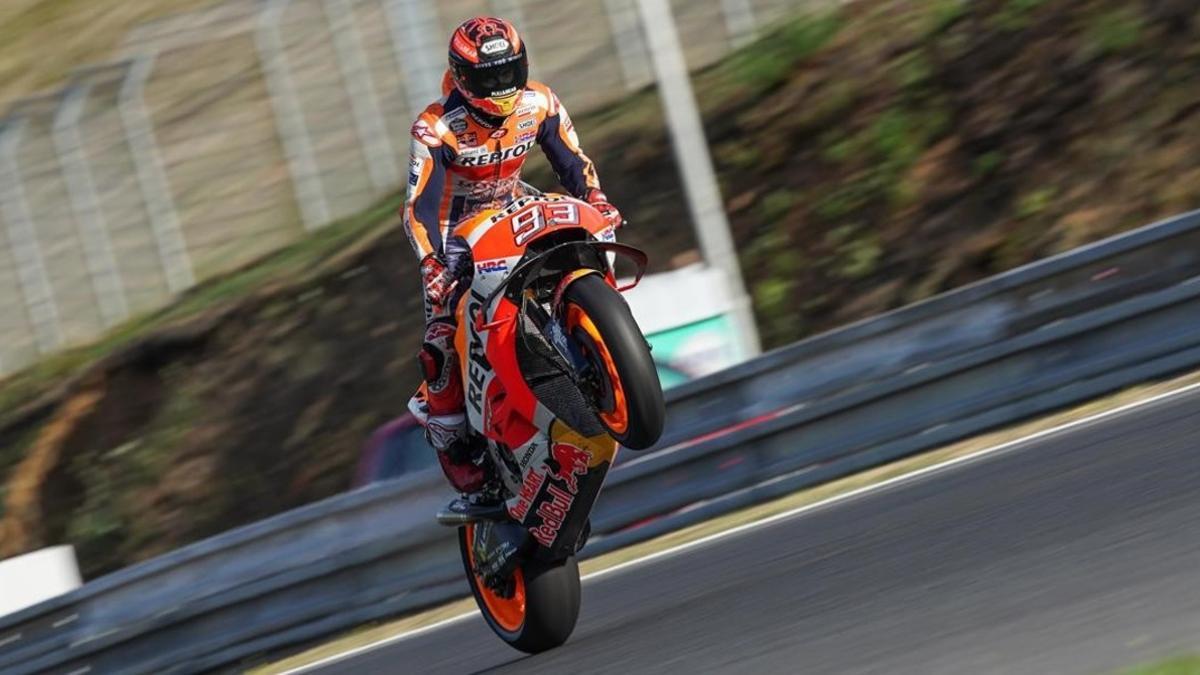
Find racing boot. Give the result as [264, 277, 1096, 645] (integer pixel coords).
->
[419, 320, 485, 495]
[427, 412, 483, 493]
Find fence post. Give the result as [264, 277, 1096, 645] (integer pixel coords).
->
[255, 0, 332, 230]
[634, 0, 761, 359]
[719, 0, 758, 48]
[384, 0, 443, 119]
[54, 83, 130, 327]
[602, 0, 656, 91]
[323, 0, 399, 193]
[0, 118, 64, 353]
[119, 55, 196, 293]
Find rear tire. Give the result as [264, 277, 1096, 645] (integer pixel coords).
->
[561, 274, 665, 449]
[460, 524, 581, 653]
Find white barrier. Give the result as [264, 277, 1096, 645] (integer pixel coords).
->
[0, 546, 81, 619]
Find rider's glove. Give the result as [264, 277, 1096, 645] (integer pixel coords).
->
[421, 236, 473, 307]
[586, 189, 625, 230]
[420, 254, 456, 307]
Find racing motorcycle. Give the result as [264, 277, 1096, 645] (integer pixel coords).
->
[409, 188, 665, 653]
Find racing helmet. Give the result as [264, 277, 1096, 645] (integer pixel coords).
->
[448, 17, 529, 119]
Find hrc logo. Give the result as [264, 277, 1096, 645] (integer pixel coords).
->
[475, 259, 509, 275]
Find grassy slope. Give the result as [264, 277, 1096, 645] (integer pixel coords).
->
[5, 0, 1200, 576]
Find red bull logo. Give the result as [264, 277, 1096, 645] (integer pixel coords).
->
[513, 441, 596, 546]
[530, 484, 573, 547]
[551, 442, 591, 493]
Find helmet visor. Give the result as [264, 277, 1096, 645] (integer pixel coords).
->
[458, 58, 528, 99]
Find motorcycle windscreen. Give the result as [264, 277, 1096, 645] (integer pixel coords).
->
[508, 420, 618, 558]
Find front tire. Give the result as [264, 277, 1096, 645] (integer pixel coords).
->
[460, 524, 581, 654]
[561, 273, 665, 450]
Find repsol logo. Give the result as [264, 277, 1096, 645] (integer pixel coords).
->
[466, 290, 492, 415]
[457, 140, 535, 167]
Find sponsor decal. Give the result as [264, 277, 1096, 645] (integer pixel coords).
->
[457, 140, 535, 167]
[529, 484, 574, 547]
[518, 441, 541, 469]
[484, 196, 537, 224]
[452, 34, 478, 62]
[480, 38, 510, 55]
[466, 290, 492, 415]
[516, 132, 537, 143]
[449, 118, 468, 134]
[550, 442, 591, 493]
[456, 132, 478, 146]
[475, 259, 509, 275]
[411, 119, 440, 146]
[517, 118, 536, 131]
[407, 153, 426, 190]
[463, 175, 519, 201]
[510, 467, 546, 522]
[489, 128, 509, 140]
[522, 441, 593, 546]
[516, 105, 537, 116]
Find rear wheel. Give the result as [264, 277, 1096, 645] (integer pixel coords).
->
[460, 523, 581, 653]
[561, 273, 665, 450]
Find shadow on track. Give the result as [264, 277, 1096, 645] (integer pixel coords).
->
[468, 653, 530, 674]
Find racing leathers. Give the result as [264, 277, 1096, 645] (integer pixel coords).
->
[403, 81, 613, 494]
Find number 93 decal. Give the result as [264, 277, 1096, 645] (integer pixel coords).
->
[511, 202, 579, 246]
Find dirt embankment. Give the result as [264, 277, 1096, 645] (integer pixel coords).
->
[0, 227, 424, 574]
[4, 0, 1200, 577]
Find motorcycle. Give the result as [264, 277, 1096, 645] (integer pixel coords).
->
[408, 188, 666, 653]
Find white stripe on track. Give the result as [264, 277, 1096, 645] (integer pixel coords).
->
[279, 380, 1200, 674]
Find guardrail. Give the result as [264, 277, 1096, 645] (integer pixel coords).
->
[3, 209, 1200, 674]
[654, 208, 1200, 451]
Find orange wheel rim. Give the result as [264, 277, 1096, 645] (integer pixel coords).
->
[565, 303, 629, 434]
[465, 523, 526, 632]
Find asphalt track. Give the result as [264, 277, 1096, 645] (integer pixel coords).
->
[314, 388, 1200, 675]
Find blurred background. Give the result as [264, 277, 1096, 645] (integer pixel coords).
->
[0, 0, 1198, 591]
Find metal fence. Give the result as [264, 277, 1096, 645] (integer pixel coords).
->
[0, 0, 805, 375]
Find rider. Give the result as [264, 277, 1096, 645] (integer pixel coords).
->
[403, 16, 623, 499]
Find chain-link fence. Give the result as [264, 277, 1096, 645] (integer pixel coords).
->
[0, 0, 806, 375]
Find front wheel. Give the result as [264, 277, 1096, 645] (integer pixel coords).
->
[561, 273, 666, 450]
[460, 523, 581, 653]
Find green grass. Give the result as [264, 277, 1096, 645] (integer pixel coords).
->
[717, 11, 844, 93]
[1086, 7, 1145, 57]
[1016, 186, 1058, 219]
[973, 151, 1005, 178]
[926, 0, 970, 34]
[1122, 655, 1200, 675]
[758, 190, 798, 223]
[994, 0, 1050, 31]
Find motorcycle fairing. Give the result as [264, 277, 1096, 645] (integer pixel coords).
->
[507, 420, 617, 557]
[437, 194, 639, 553]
